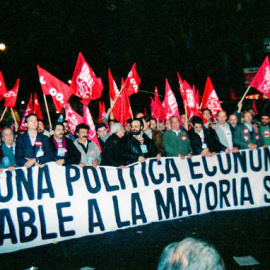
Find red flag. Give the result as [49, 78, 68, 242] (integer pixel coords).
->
[108, 68, 120, 103]
[112, 88, 132, 126]
[252, 100, 258, 114]
[177, 72, 186, 103]
[4, 79, 20, 108]
[98, 101, 106, 123]
[33, 93, 43, 120]
[71, 52, 103, 105]
[19, 94, 34, 130]
[201, 77, 222, 118]
[250, 56, 270, 97]
[162, 79, 181, 121]
[83, 105, 102, 152]
[37, 66, 73, 112]
[0, 71, 7, 101]
[124, 63, 141, 96]
[65, 103, 84, 135]
[151, 87, 165, 122]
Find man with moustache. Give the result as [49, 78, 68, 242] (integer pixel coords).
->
[74, 123, 101, 167]
[1, 127, 16, 170]
[121, 118, 157, 165]
[50, 122, 81, 166]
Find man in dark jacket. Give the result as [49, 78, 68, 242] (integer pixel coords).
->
[188, 116, 225, 156]
[15, 113, 54, 167]
[121, 118, 157, 165]
[102, 123, 125, 167]
[50, 122, 81, 165]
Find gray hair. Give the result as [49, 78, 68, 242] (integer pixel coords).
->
[1, 127, 14, 138]
[158, 238, 225, 270]
[110, 123, 123, 134]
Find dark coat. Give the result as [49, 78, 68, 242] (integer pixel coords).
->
[101, 134, 125, 167]
[188, 127, 226, 155]
[121, 133, 157, 165]
[15, 132, 55, 166]
[50, 136, 81, 165]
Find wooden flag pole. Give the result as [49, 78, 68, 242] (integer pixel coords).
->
[0, 107, 8, 122]
[239, 85, 251, 103]
[10, 108, 18, 131]
[129, 105, 134, 119]
[43, 94, 52, 130]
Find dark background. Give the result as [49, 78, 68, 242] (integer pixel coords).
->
[0, 0, 270, 120]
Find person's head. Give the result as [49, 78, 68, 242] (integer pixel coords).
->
[158, 238, 225, 270]
[141, 116, 150, 131]
[25, 113, 38, 131]
[135, 112, 144, 119]
[111, 123, 125, 138]
[37, 120, 45, 132]
[202, 109, 212, 122]
[261, 114, 270, 126]
[159, 122, 165, 131]
[63, 121, 70, 135]
[97, 123, 108, 139]
[248, 108, 256, 117]
[181, 114, 187, 125]
[1, 127, 14, 146]
[125, 119, 132, 132]
[216, 111, 227, 125]
[228, 114, 237, 127]
[170, 116, 181, 131]
[165, 119, 171, 130]
[192, 116, 203, 133]
[75, 123, 89, 142]
[131, 118, 143, 135]
[108, 119, 116, 128]
[52, 123, 64, 141]
[243, 111, 253, 124]
[150, 118, 157, 130]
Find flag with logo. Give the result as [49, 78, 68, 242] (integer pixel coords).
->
[4, 79, 20, 108]
[124, 63, 141, 96]
[65, 103, 84, 135]
[71, 52, 103, 105]
[19, 94, 34, 130]
[37, 66, 73, 112]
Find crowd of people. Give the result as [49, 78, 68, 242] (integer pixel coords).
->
[0, 100, 270, 171]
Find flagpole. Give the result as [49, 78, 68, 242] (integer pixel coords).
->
[184, 101, 188, 130]
[239, 85, 251, 103]
[0, 107, 8, 122]
[43, 94, 52, 130]
[10, 108, 18, 131]
[129, 106, 134, 119]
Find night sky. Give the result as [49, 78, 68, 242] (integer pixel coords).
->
[1, 0, 270, 119]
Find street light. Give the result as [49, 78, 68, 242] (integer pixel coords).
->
[0, 43, 6, 51]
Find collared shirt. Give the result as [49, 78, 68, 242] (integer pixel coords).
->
[28, 132, 37, 146]
[245, 123, 253, 132]
[195, 129, 207, 148]
[172, 129, 181, 136]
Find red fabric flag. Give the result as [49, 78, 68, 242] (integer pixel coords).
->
[250, 56, 270, 97]
[112, 88, 132, 126]
[162, 79, 181, 121]
[181, 80, 198, 118]
[151, 87, 165, 122]
[177, 72, 186, 103]
[201, 77, 222, 118]
[19, 94, 34, 130]
[0, 71, 7, 101]
[37, 66, 73, 112]
[124, 63, 141, 96]
[108, 68, 120, 103]
[83, 105, 102, 152]
[71, 52, 103, 105]
[65, 103, 84, 135]
[252, 100, 258, 114]
[98, 101, 106, 123]
[33, 93, 43, 120]
[4, 79, 20, 108]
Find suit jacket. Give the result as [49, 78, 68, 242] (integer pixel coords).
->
[15, 132, 55, 166]
[50, 136, 81, 165]
[234, 123, 263, 149]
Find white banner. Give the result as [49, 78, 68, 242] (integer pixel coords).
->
[1, 147, 270, 254]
